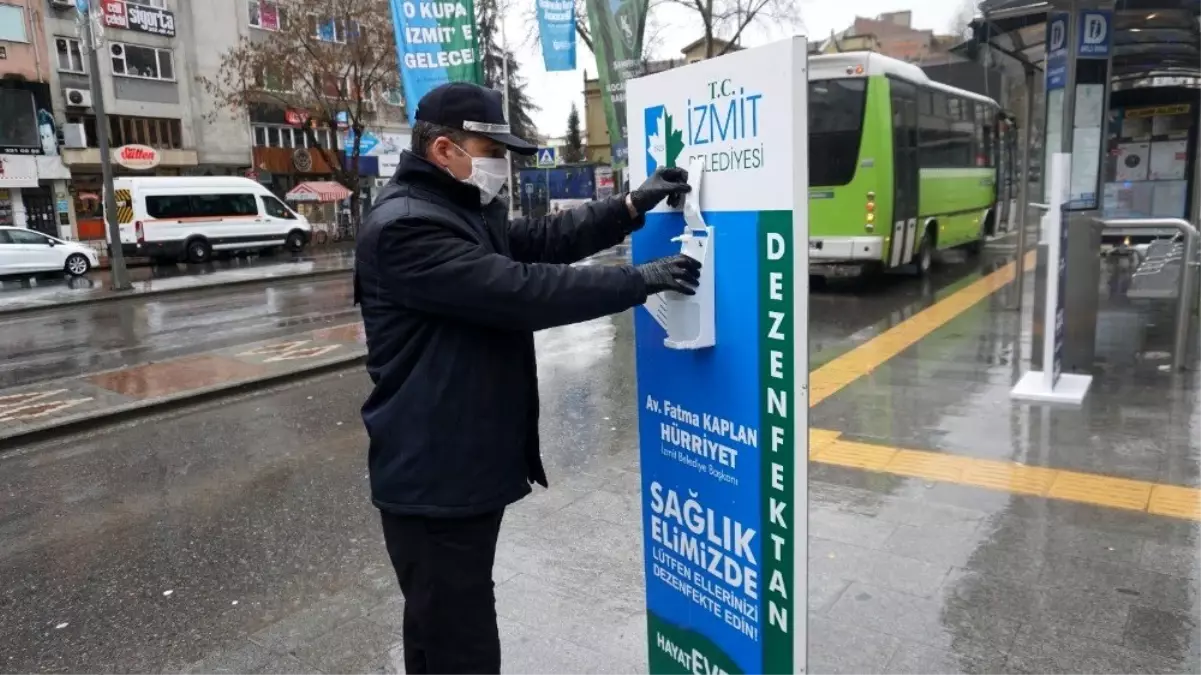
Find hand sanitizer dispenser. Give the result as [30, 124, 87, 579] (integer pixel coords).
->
[662, 158, 715, 350]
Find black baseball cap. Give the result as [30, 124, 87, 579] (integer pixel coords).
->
[415, 82, 538, 155]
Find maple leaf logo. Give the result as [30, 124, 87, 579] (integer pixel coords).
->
[644, 104, 686, 175]
[663, 111, 684, 169]
[646, 108, 667, 171]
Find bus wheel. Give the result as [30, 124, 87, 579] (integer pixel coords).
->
[914, 231, 935, 277]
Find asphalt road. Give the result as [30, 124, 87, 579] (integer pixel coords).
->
[0, 274, 359, 390]
[0, 248, 1004, 672]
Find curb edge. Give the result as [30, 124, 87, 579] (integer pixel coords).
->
[0, 352, 366, 454]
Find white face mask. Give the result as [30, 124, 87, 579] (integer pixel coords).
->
[450, 143, 509, 204]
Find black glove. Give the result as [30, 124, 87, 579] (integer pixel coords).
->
[636, 254, 702, 296]
[629, 167, 691, 213]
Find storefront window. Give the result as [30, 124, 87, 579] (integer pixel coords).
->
[0, 190, 14, 227]
[0, 88, 38, 150]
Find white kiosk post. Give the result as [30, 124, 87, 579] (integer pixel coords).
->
[1011, 152, 1093, 405]
[627, 37, 809, 674]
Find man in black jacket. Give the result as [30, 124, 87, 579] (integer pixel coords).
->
[355, 82, 700, 674]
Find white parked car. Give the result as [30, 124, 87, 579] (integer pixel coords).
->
[0, 226, 100, 278]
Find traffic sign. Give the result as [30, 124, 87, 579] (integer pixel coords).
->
[1045, 13, 1069, 90]
[1077, 10, 1112, 58]
[535, 147, 557, 167]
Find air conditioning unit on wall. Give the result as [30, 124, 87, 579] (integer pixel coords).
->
[62, 123, 87, 149]
[64, 88, 93, 108]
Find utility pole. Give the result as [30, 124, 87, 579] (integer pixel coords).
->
[78, 0, 131, 290]
[500, 19, 515, 219]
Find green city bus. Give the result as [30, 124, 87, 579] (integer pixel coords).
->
[808, 52, 1008, 277]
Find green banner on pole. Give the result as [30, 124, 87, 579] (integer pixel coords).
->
[585, 0, 649, 168]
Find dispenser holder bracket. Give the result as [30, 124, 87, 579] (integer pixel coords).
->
[644, 157, 716, 350]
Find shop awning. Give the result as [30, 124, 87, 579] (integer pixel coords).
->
[285, 181, 352, 202]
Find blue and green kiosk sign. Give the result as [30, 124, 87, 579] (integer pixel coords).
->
[626, 36, 810, 674]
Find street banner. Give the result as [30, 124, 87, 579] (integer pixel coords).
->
[536, 0, 576, 71]
[585, 0, 649, 168]
[388, 0, 483, 126]
[628, 37, 809, 674]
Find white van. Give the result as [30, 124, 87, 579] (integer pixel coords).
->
[107, 177, 312, 263]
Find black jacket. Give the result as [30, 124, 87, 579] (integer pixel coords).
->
[355, 151, 648, 517]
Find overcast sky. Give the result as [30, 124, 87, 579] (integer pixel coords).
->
[499, 0, 972, 138]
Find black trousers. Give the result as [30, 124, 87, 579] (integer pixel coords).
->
[380, 508, 505, 674]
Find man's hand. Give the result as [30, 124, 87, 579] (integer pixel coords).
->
[636, 254, 702, 296]
[629, 167, 691, 215]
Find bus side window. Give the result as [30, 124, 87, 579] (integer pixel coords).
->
[932, 92, 949, 118]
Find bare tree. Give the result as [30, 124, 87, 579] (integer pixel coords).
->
[197, 0, 400, 225]
[521, 0, 669, 60]
[948, 0, 979, 39]
[667, 0, 802, 58]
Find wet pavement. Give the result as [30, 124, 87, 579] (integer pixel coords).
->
[0, 246, 650, 393]
[0, 248, 355, 316]
[0, 322, 365, 444]
[0, 243, 1197, 674]
[0, 276, 359, 391]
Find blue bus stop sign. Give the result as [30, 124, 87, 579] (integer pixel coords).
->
[1078, 10, 1113, 58]
[1045, 13, 1069, 90]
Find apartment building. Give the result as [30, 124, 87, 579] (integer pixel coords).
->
[41, 0, 209, 238]
[2, 0, 409, 241]
[0, 0, 73, 237]
[229, 0, 410, 209]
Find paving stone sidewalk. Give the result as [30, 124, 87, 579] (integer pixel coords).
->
[170, 452, 1201, 675]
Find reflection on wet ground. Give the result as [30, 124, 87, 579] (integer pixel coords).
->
[0, 246, 632, 392]
[0, 275, 361, 390]
[0, 243, 1195, 673]
[805, 249, 1199, 673]
[0, 246, 355, 297]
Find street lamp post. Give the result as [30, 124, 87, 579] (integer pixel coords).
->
[78, 0, 132, 291]
[500, 20, 515, 219]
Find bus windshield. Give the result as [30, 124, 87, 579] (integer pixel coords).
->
[809, 78, 867, 187]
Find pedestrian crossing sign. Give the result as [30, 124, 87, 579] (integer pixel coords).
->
[536, 147, 557, 168]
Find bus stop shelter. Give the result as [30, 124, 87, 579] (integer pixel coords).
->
[957, 0, 1201, 377]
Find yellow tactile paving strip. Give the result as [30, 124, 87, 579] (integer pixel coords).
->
[806, 430, 1201, 521]
[809, 252, 1032, 406]
[805, 251, 1201, 522]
